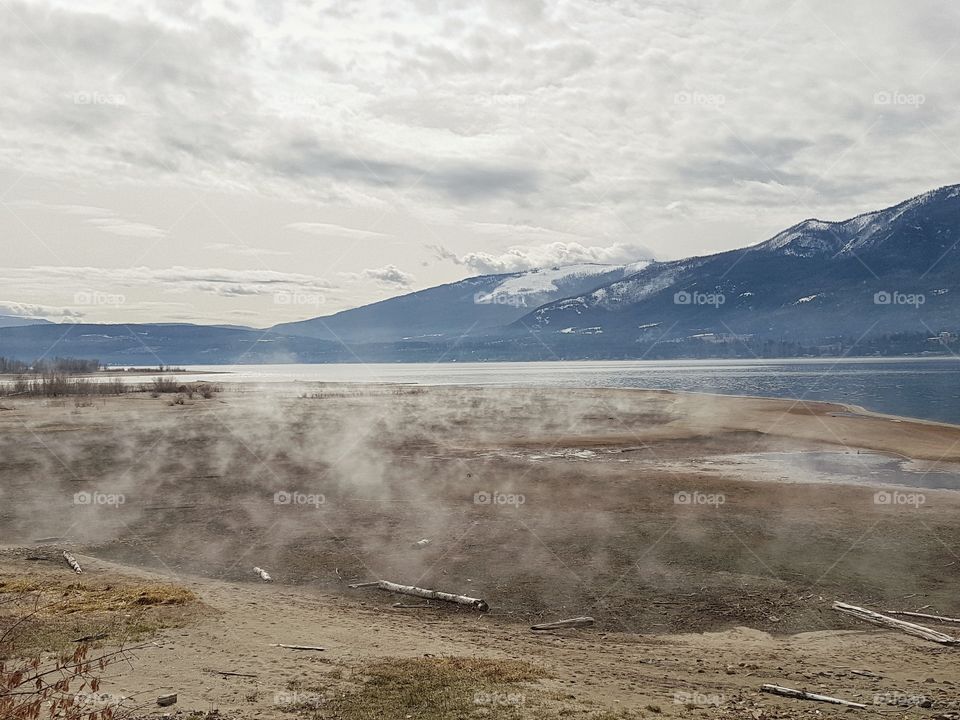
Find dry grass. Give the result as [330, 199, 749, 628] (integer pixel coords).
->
[0, 577, 196, 612]
[325, 656, 545, 720]
[0, 570, 206, 656]
[317, 657, 649, 720]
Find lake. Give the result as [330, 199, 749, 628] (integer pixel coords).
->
[163, 357, 960, 425]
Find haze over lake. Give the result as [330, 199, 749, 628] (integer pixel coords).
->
[157, 357, 960, 425]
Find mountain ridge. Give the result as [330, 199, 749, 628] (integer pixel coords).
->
[1, 184, 958, 363]
[513, 183, 960, 346]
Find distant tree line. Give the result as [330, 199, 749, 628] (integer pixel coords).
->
[0, 356, 102, 374]
[390, 330, 959, 362]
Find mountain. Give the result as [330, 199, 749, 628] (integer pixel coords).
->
[513, 185, 960, 350]
[0, 323, 343, 365]
[0, 315, 53, 328]
[2, 185, 958, 364]
[271, 263, 642, 343]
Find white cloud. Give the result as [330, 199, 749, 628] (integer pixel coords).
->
[285, 222, 392, 241]
[348, 265, 414, 288]
[85, 217, 167, 239]
[432, 241, 654, 274]
[0, 300, 82, 319]
[9, 201, 167, 239]
[6, 0, 956, 233]
[206, 242, 291, 257]
[2, 266, 336, 298]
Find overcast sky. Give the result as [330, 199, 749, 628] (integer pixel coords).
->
[1, 0, 957, 325]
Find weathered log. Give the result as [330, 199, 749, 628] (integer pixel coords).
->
[253, 566, 272, 582]
[531, 616, 595, 631]
[761, 684, 866, 708]
[885, 609, 960, 625]
[348, 581, 380, 589]
[833, 601, 958, 644]
[392, 602, 433, 609]
[270, 643, 325, 651]
[156, 693, 177, 707]
[63, 550, 82, 574]
[374, 580, 488, 611]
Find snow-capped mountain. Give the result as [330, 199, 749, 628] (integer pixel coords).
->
[761, 184, 960, 259]
[4, 185, 959, 364]
[514, 184, 960, 347]
[270, 263, 640, 343]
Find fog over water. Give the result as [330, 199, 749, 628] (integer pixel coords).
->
[124, 358, 960, 425]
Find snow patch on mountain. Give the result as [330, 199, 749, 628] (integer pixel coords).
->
[489, 263, 629, 298]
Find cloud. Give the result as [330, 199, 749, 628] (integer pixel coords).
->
[285, 222, 391, 241]
[431, 241, 655, 274]
[0, 300, 83, 319]
[2, 266, 336, 299]
[10, 201, 167, 239]
[206, 243, 291, 257]
[339, 265, 415, 287]
[267, 141, 539, 200]
[361, 265, 415, 287]
[85, 217, 167, 239]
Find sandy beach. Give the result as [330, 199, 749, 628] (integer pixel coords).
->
[2, 384, 960, 718]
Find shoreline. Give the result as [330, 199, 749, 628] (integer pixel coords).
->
[3, 383, 960, 717]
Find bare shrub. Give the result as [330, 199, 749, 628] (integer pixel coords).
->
[0, 593, 138, 720]
[147, 378, 180, 394]
[0, 375, 127, 398]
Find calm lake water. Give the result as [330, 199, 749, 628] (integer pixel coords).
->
[164, 357, 960, 426]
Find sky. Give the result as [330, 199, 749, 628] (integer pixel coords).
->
[0, 0, 957, 326]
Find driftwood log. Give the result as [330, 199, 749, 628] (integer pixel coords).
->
[253, 566, 272, 582]
[885, 609, 960, 625]
[359, 580, 488, 611]
[63, 550, 82, 574]
[270, 643, 325, 651]
[761, 684, 866, 708]
[531, 616, 595, 631]
[832, 601, 958, 644]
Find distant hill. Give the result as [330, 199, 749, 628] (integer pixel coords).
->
[270, 263, 642, 343]
[0, 323, 341, 365]
[0, 315, 53, 329]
